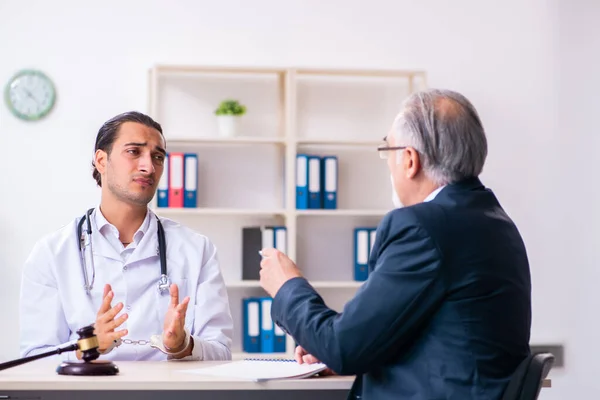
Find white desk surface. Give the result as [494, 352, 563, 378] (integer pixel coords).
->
[0, 360, 355, 391]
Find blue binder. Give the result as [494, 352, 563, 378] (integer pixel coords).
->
[274, 323, 286, 353]
[322, 156, 338, 209]
[369, 228, 377, 260]
[183, 153, 197, 208]
[296, 154, 309, 209]
[354, 228, 370, 281]
[243, 297, 261, 353]
[308, 155, 322, 209]
[260, 297, 275, 353]
[157, 153, 169, 207]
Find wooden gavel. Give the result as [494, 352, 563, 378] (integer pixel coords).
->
[0, 325, 118, 376]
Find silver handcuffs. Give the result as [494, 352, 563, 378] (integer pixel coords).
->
[101, 328, 191, 357]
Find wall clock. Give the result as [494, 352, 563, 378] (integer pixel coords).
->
[4, 69, 56, 121]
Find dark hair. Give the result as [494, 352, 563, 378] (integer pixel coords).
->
[92, 111, 164, 187]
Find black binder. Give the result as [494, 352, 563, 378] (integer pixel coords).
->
[242, 227, 264, 280]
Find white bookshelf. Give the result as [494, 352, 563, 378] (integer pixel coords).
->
[156, 208, 387, 217]
[167, 137, 286, 145]
[225, 280, 364, 289]
[156, 208, 287, 217]
[147, 65, 427, 358]
[296, 209, 389, 217]
[296, 138, 381, 146]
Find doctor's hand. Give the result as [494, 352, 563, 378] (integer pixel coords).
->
[295, 345, 335, 376]
[259, 248, 302, 298]
[94, 284, 129, 353]
[162, 283, 191, 354]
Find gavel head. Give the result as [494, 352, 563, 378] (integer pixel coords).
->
[75, 325, 101, 362]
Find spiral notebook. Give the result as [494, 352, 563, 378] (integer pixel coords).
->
[181, 358, 328, 382]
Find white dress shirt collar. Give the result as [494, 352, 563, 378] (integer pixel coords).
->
[424, 185, 446, 202]
[94, 206, 152, 251]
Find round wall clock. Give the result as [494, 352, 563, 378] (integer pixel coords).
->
[4, 69, 56, 121]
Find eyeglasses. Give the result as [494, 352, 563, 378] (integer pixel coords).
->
[377, 140, 407, 160]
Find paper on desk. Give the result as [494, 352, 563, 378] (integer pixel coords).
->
[180, 359, 328, 382]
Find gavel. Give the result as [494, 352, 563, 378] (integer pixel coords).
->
[0, 325, 118, 375]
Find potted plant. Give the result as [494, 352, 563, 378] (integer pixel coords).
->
[215, 99, 247, 137]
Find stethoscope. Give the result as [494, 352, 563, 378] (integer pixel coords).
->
[77, 208, 170, 295]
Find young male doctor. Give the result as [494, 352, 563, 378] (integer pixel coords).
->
[19, 111, 233, 361]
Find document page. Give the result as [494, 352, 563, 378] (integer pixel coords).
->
[181, 359, 328, 382]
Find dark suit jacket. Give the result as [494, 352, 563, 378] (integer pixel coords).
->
[271, 177, 531, 400]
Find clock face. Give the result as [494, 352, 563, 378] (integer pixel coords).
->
[4, 69, 56, 121]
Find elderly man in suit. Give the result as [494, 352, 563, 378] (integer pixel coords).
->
[259, 89, 531, 400]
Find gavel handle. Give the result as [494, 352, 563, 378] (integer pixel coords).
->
[0, 343, 78, 371]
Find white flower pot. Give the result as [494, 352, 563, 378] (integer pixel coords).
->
[216, 115, 240, 137]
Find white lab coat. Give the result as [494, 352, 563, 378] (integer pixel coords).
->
[19, 208, 233, 361]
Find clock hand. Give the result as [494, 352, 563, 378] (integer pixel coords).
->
[22, 88, 41, 106]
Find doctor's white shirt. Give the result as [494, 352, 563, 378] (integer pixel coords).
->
[19, 207, 233, 361]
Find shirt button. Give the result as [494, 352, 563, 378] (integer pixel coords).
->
[123, 266, 127, 271]
[126, 305, 132, 311]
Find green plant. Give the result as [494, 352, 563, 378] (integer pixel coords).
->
[215, 99, 247, 116]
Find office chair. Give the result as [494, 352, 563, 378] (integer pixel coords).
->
[501, 353, 555, 400]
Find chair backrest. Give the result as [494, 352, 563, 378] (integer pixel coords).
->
[501, 353, 555, 400]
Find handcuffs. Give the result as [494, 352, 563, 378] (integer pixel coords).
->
[100, 328, 191, 357]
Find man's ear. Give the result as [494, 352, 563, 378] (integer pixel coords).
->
[94, 149, 108, 175]
[404, 147, 421, 179]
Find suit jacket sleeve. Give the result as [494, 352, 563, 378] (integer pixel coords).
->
[271, 209, 445, 375]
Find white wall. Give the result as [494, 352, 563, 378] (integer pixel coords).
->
[0, 0, 571, 397]
[557, 0, 600, 397]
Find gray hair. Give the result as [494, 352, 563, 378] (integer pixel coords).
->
[393, 89, 488, 185]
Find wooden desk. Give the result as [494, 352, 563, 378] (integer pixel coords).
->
[0, 359, 551, 399]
